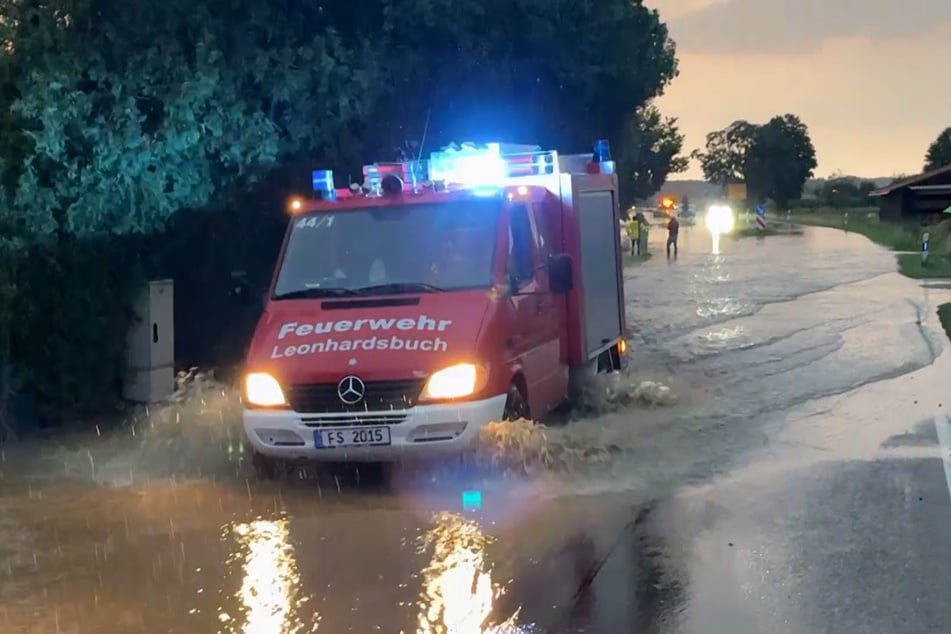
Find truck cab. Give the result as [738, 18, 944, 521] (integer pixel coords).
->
[241, 143, 626, 470]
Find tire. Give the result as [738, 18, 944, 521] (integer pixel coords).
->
[502, 382, 530, 421]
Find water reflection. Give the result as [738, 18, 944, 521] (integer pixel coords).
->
[219, 518, 315, 633]
[416, 511, 522, 633]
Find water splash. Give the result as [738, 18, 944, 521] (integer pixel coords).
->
[46, 369, 678, 487]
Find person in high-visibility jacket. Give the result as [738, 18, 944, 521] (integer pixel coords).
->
[626, 216, 640, 255]
[636, 211, 649, 255]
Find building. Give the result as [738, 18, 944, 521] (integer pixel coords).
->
[870, 164, 951, 221]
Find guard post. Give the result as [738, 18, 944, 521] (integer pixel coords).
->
[755, 204, 766, 232]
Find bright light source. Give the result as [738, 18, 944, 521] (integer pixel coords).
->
[289, 198, 302, 211]
[245, 372, 286, 407]
[461, 490, 482, 511]
[421, 363, 484, 400]
[705, 204, 735, 234]
[430, 143, 507, 189]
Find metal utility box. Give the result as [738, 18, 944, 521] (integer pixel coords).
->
[124, 279, 175, 403]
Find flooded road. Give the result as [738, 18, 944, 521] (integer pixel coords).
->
[3, 225, 951, 633]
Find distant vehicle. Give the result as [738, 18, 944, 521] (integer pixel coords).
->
[240, 142, 629, 474]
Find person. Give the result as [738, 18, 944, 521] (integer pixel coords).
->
[636, 212, 649, 255]
[666, 214, 679, 257]
[626, 215, 640, 255]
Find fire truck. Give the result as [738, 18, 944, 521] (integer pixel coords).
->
[241, 142, 628, 473]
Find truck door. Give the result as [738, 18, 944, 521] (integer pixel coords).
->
[528, 202, 570, 410]
[505, 202, 565, 417]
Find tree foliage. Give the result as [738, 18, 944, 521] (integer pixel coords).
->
[693, 115, 817, 205]
[691, 121, 757, 187]
[816, 178, 876, 208]
[1, 0, 379, 243]
[374, 0, 679, 154]
[617, 103, 688, 204]
[0, 0, 684, 430]
[924, 127, 951, 172]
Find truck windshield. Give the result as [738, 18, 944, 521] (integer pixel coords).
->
[273, 199, 501, 298]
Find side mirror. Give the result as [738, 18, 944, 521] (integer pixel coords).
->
[548, 253, 572, 294]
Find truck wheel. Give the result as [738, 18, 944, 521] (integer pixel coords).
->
[503, 383, 530, 421]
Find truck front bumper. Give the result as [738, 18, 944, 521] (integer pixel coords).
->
[242, 394, 506, 463]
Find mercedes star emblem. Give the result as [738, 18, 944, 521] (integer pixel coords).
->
[337, 375, 366, 405]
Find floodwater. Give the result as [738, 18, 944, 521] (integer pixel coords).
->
[3, 224, 951, 633]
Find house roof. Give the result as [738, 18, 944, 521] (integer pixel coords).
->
[870, 163, 951, 197]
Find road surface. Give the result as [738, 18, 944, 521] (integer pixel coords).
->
[2, 224, 951, 633]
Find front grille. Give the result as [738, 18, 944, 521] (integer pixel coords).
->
[300, 413, 408, 428]
[285, 379, 425, 413]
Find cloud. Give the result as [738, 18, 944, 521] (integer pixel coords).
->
[657, 0, 951, 54]
[654, 31, 951, 177]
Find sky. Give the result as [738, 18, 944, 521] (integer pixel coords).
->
[650, 0, 951, 179]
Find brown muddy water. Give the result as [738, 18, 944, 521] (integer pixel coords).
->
[2, 225, 950, 633]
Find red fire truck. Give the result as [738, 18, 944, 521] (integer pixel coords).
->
[241, 142, 627, 472]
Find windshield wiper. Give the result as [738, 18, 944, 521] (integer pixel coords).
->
[273, 287, 367, 300]
[354, 282, 447, 295]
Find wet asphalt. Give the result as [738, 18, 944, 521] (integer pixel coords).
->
[2, 222, 951, 633]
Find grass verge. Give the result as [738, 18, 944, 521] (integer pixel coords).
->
[938, 303, 951, 343]
[790, 207, 951, 279]
[897, 254, 951, 278]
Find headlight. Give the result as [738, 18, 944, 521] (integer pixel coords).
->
[244, 372, 286, 407]
[420, 363, 486, 400]
[705, 205, 735, 233]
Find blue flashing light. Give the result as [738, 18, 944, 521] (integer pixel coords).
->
[312, 170, 336, 200]
[461, 489, 482, 511]
[430, 142, 560, 190]
[430, 143, 507, 189]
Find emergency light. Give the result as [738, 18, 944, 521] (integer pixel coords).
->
[363, 161, 428, 196]
[312, 170, 336, 200]
[428, 142, 559, 190]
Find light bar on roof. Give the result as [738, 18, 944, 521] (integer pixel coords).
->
[429, 142, 560, 189]
[363, 160, 428, 195]
[429, 143, 507, 189]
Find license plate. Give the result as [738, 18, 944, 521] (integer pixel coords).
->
[314, 427, 391, 448]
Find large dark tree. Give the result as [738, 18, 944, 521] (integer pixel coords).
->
[618, 103, 688, 204]
[0, 0, 683, 432]
[691, 120, 758, 187]
[745, 115, 817, 206]
[924, 127, 951, 172]
[372, 0, 680, 157]
[693, 115, 817, 205]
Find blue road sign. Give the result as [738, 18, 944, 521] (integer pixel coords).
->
[755, 204, 766, 216]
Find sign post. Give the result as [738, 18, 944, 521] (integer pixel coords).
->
[755, 204, 766, 231]
[922, 231, 930, 266]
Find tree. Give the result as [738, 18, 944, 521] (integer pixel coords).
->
[745, 115, 817, 206]
[373, 0, 679, 160]
[693, 115, 817, 206]
[0, 0, 684, 431]
[924, 127, 951, 172]
[0, 0, 378, 433]
[691, 120, 758, 187]
[817, 178, 876, 208]
[617, 103, 688, 205]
